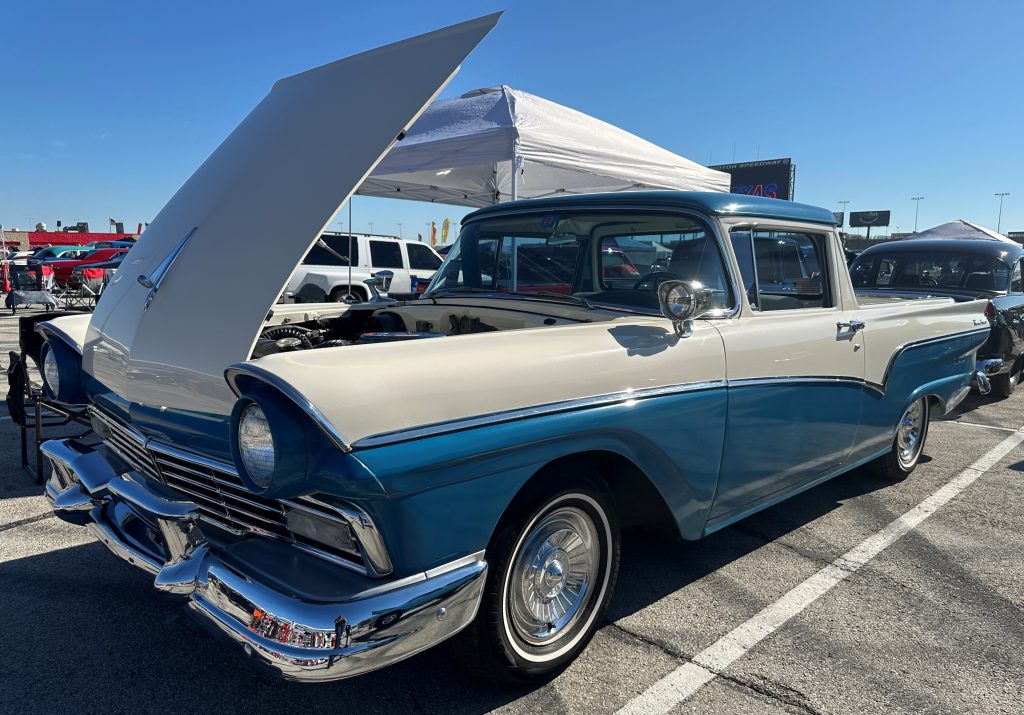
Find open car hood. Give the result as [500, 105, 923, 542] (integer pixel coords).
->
[83, 14, 500, 417]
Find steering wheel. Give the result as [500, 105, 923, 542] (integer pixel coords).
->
[920, 276, 939, 287]
[633, 271, 684, 291]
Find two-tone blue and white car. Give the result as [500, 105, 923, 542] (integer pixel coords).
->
[38, 15, 990, 685]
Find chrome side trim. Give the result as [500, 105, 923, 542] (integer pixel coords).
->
[352, 380, 728, 449]
[348, 549, 487, 600]
[350, 353, 983, 450]
[879, 328, 990, 388]
[224, 363, 352, 453]
[728, 375, 886, 396]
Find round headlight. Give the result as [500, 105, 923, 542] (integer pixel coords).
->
[238, 403, 275, 488]
[43, 348, 60, 396]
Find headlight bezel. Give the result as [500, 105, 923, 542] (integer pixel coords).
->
[39, 340, 85, 403]
[229, 386, 310, 496]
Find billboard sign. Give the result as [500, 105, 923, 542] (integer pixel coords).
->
[709, 157, 795, 201]
[849, 210, 891, 228]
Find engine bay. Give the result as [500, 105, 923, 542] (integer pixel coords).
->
[252, 302, 591, 359]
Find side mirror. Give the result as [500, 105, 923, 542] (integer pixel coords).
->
[658, 280, 713, 337]
[363, 270, 395, 302]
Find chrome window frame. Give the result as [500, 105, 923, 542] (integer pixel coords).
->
[722, 222, 837, 315]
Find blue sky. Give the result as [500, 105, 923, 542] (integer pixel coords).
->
[2, 1, 1021, 239]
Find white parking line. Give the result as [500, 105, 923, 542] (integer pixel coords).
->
[618, 427, 1024, 715]
[946, 420, 1018, 433]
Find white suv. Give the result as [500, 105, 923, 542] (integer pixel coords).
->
[284, 233, 444, 302]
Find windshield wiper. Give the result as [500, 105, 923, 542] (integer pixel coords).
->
[507, 291, 594, 310]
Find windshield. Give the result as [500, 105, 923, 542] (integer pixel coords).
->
[426, 211, 735, 313]
[851, 250, 1010, 293]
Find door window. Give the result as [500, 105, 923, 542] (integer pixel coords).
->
[731, 229, 831, 311]
[302, 235, 358, 266]
[1012, 260, 1023, 293]
[407, 243, 442, 270]
[369, 240, 404, 269]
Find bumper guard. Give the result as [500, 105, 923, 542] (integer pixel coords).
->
[42, 438, 487, 682]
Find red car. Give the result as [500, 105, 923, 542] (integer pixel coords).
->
[48, 248, 128, 286]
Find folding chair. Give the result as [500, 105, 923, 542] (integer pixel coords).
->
[6, 264, 58, 314]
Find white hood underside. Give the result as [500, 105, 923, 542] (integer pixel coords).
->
[83, 14, 500, 415]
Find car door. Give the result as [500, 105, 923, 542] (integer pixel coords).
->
[708, 224, 866, 527]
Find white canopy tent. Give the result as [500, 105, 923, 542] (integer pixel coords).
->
[909, 220, 1015, 244]
[358, 86, 729, 207]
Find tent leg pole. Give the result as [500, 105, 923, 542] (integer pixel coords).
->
[510, 158, 518, 202]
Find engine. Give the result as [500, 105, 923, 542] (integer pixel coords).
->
[252, 309, 446, 358]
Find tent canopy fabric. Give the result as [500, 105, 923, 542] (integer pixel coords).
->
[358, 86, 729, 207]
[908, 220, 1014, 243]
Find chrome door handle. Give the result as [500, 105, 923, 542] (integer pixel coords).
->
[837, 319, 865, 332]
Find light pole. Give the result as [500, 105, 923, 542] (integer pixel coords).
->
[837, 200, 850, 229]
[996, 192, 1010, 233]
[368, 222, 374, 235]
[397, 222, 403, 239]
[911, 196, 924, 232]
[425, 222, 431, 243]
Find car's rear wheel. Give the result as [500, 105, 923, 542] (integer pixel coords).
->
[330, 285, 366, 303]
[450, 469, 620, 685]
[867, 397, 930, 481]
[991, 360, 1019, 399]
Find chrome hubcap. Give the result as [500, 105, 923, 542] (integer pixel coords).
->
[508, 506, 599, 646]
[896, 400, 925, 468]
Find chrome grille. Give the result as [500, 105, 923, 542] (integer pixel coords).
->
[149, 444, 293, 541]
[90, 408, 366, 572]
[90, 408, 160, 481]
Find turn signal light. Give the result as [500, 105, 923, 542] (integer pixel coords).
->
[984, 302, 995, 320]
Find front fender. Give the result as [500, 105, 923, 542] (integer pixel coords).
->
[348, 387, 727, 575]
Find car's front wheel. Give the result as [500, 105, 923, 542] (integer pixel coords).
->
[451, 471, 620, 685]
[868, 397, 930, 480]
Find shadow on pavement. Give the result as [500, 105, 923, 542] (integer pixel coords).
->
[609, 465, 895, 623]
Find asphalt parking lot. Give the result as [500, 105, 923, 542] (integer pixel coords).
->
[1, 308, 1022, 714]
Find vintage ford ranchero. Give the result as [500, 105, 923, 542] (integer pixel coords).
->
[37, 15, 991, 685]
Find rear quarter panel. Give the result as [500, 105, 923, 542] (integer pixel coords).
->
[853, 297, 989, 459]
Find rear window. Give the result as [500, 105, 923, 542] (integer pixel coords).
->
[302, 235, 358, 266]
[370, 240, 404, 269]
[851, 251, 1010, 292]
[407, 243, 442, 270]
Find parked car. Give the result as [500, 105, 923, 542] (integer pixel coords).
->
[36, 18, 988, 688]
[85, 239, 136, 249]
[5, 249, 37, 265]
[46, 247, 128, 285]
[27, 246, 90, 265]
[285, 232, 443, 302]
[850, 237, 1024, 397]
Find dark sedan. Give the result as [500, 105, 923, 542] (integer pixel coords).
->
[850, 237, 1024, 398]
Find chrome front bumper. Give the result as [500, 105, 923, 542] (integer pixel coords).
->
[42, 438, 487, 682]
